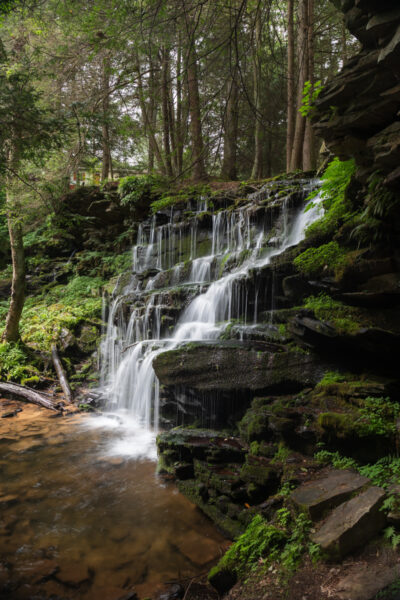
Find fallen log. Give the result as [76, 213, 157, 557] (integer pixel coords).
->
[0, 382, 61, 411]
[51, 344, 73, 403]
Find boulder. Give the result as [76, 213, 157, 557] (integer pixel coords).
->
[311, 486, 386, 559]
[291, 469, 369, 520]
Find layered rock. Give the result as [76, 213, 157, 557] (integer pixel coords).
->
[314, 0, 400, 190]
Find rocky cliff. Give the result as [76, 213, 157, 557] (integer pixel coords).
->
[314, 0, 400, 190]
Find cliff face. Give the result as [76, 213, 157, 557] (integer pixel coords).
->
[313, 0, 400, 190]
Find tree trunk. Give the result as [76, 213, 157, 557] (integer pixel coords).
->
[303, 0, 315, 171]
[161, 47, 174, 178]
[221, 73, 239, 180]
[251, 7, 263, 180]
[183, 3, 207, 181]
[176, 39, 184, 176]
[101, 54, 112, 182]
[51, 344, 73, 403]
[136, 54, 166, 174]
[0, 382, 60, 411]
[2, 167, 25, 343]
[286, 0, 295, 172]
[290, 0, 309, 172]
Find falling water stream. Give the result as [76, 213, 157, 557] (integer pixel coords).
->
[100, 180, 322, 440]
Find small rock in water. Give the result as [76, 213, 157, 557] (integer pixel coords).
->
[2, 408, 22, 418]
[156, 583, 184, 600]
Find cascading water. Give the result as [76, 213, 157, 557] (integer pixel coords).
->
[100, 181, 323, 437]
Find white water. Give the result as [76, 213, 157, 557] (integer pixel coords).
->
[100, 181, 323, 444]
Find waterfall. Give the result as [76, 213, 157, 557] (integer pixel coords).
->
[100, 180, 322, 431]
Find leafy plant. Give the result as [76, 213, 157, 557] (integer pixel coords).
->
[118, 174, 166, 208]
[299, 80, 324, 118]
[355, 397, 400, 438]
[0, 342, 39, 382]
[208, 515, 287, 580]
[305, 157, 356, 239]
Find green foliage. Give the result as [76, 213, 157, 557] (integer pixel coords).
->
[314, 450, 358, 471]
[304, 293, 361, 334]
[315, 451, 400, 489]
[384, 527, 400, 550]
[299, 80, 324, 118]
[351, 172, 398, 244]
[208, 515, 287, 580]
[271, 443, 290, 464]
[280, 513, 318, 572]
[305, 157, 356, 239]
[355, 397, 400, 437]
[0, 342, 39, 382]
[118, 174, 167, 208]
[18, 276, 103, 349]
[294, 241, 347, 278]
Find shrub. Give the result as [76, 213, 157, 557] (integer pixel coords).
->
[118, 174, 167, 207]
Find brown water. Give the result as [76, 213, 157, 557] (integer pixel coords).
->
[0, 401, 227, 600]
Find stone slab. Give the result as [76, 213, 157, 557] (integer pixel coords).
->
[291, 470, 369, 520]
[311, 486, 386, 559]
[333, 563, 400, 600]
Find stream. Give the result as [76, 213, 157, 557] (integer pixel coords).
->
[0, 402, 227, 599]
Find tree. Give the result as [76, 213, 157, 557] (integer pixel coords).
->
[0, 56, 64, 341]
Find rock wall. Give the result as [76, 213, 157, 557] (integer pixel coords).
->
[313, 0, 400, 190]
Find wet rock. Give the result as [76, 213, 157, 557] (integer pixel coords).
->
[208, 567, 237, 596]
[291, 470, 370, 520]
[175, 531, 220, 566]
[153, 343, 324, 393]
[311, 486, 386, 559]
[156, 583, 184, 599]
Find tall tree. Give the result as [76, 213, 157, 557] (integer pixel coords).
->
[290, 0, 308, 172]
[181, 0, 207, 180]
[286, 0, 295, 172]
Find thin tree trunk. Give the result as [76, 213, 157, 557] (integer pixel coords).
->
[136, 55, 166, 174]
[290, 0, 309, 172]
[303, 0, 315, 171]
[251, 7, 263, 180]
[101, 54, 112, 182]
[51, 344, 73, 403]
[2, 159, 25, 343]
[221, 74, 239, 180]
[286, 0, 295, 172]
[176, 39, 184, 176]
[161, 47, 174, 178]
[183, 4, 207, 181]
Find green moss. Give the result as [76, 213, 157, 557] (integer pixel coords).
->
[294, 241, 347, 278]
[304, 294, 362, 334]
[317, 412, 352, 433]
[238, 408, 269, 442]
